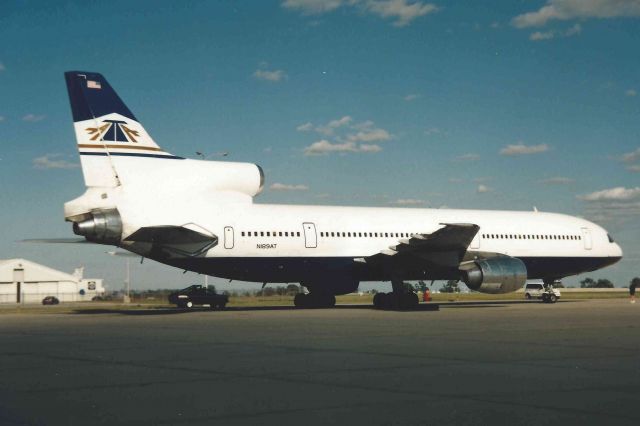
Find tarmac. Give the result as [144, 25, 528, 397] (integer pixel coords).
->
[1, 299, 639, 426]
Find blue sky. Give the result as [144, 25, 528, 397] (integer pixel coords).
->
[1, 0, 638, 291]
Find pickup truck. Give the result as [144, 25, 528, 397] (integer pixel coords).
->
[168, 285, 228, 310]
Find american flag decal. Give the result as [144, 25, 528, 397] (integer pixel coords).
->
[87, 80, 101, 89]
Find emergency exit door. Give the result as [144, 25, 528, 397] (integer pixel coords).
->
[303, 223, 317, 248]
[581, 228, 592, 250]
[224, 226, 234, 249]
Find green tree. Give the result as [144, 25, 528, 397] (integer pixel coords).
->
[595, 279, 614, 288]
[580, 278, 596, 288]
[207, 284, 217, 294]
[286, 284, 301, 295]
[440, 280, 460, 293]
[416, 281, 428, 292]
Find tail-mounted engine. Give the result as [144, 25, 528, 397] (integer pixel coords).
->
[460, 256, 527, 294]
[72, 209, 122, 245]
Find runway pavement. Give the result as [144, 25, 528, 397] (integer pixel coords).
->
[1, 299, 639, 425]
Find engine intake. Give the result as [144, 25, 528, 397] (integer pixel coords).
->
[461, 257, 527, 294]
[73, 209, 122, 245]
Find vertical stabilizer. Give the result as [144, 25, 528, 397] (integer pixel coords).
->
[64, 71, 179, 187]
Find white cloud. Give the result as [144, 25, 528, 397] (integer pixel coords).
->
[0, 116, 5, 122]
[390, 198, 424, 205]
[500, 142, 550, 156]
[530, 30, 555, 41]
[578, 186, 640, 202]
[539, 176, 575, 185]
[314, 115, 353, 135]
[473, 177, 492, 183]
[296, 122, 314, 132]
[365, 0, 439, 27]
[299, 116, 388, 155]
[565, 23, 582, 36]
[621, 147, 640, 163]
[512, 0, 640, 28]
[424, 127, 441, 136]
[282, 0, 438, 26]
[477, 184, 493, 193]
[270, 182, 310, 191]
[253, 69, 287, 82]
[32, 154, 79, 170]
[403, 93, 420, 101]
[0, 62, 5, 71]
[282, 0, 344, 14]
[454, 153, 480, 162]
[358, 143, 383, 153]
[303, 139, 381, 155]
[627, 164, 640, 172]
[626, 89, 637, 97]
[347, 127, 392, 143]
[22, 114, 46, 122]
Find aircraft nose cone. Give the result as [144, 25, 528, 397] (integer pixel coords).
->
[612, 243, 623, 260]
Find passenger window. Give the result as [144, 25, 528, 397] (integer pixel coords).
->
[260, 232, 264, 237]
[267, 232, 270, 237]
[279, 232, 283, 237]
[297, 232, 300, 237]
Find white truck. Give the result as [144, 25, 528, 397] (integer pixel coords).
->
[524, 283, 561, 303]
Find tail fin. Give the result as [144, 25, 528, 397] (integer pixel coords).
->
[64, 71, 180, 187]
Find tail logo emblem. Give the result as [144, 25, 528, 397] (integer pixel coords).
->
[86, 120, 139, 143]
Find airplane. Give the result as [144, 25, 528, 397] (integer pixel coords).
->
[59, 71, 623, 309]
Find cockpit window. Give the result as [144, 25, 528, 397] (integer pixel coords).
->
[608, 234, 615, 243]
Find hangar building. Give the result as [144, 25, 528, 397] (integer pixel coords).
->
[0, 258, 105, 304]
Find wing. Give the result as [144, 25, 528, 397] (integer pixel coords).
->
[361, 223, 480, 269]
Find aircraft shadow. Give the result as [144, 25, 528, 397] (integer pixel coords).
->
[71, 299, 570, 315]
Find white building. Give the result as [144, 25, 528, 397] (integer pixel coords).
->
[0, 258, 105, 304]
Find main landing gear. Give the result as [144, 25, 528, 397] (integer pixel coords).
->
[373, 280, 419, 310]
[294, 293, 336, 308]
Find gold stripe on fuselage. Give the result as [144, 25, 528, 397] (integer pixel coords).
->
[77, 144, 163, 152]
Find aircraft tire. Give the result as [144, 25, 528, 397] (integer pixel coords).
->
[373, 293, 381, 309]
[294, 293, 306, 308]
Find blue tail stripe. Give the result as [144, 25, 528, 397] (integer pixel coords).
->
[65, 71, 137, 122]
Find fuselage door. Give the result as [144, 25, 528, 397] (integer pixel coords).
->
[303, 222, 317, 248]
[224, 226, 234, 249]
[470, 232, 480, 250]
[581, 228, 592, 250]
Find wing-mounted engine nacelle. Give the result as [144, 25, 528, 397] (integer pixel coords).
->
[72, 208, 122, 245]
[460, 257, 527, 294]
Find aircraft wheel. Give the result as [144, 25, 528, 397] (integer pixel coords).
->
[406, 293, 419, 309]
[294, 293, 307, 308]
[326, 294, 336, 308]
[373, 293, 381, 309]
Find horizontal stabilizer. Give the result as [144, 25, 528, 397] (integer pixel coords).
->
[20, 238, 93, 244]
[125, 226, 218, 257]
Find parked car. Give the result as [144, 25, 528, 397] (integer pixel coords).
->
[168, 285, 228, 310]
[42, 296, 60, 305]
[524, 283, 561, 303]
